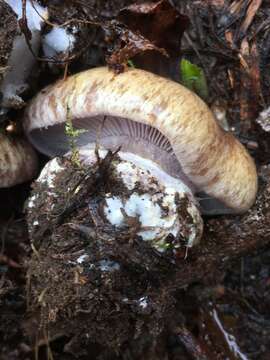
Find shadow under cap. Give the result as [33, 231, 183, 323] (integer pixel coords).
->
[24, 66, 258, 214]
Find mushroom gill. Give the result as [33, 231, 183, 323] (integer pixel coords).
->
[29, 116, 194, 191]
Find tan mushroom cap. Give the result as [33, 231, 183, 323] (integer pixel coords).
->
[24, 67, 257, 213]
[0, 133, 38, 187]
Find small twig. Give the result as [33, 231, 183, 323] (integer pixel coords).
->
[63, 62, 69, 80]
[175, 326, 210, 360]
[31, 243, 40, 260]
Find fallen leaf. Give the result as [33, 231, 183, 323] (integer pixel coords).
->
[107, 0, 189, 80]
[102, 20, 167, 73]
[118, 0, 189, 57]
[180, 58, 209, 100]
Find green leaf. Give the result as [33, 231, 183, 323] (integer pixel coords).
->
[180, 58, 209, 100]
[127, 59, 136, 68]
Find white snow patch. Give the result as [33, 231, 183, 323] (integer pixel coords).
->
[33, 220, 39, 226]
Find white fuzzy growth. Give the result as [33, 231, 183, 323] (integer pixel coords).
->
[256, 107, 270, 132]
[116, 162, 139, 190]
[38, 158, 63, 188]
[77, 254, 88, 264]
[27, 159, 63, 217]
[104, 197, 124, 226]
[28, 194, 37, 208]
[77, 147, 201, 246]
[104, 190, 181, 243]
[138, 296, 148, 309]
[125, 194, 161, 226]
[43, 27, 76, 58]
[5, 0, 47, 30]
[33, 150, 201, 248]
[125, 194, 162, 241]
[98, 260, 120, 272]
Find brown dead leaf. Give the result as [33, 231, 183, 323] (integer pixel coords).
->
[102, 1, 189, 76]
[103, 19, 168, 73]
[103, 0, 188, 78]
[118, 0, 189, 57]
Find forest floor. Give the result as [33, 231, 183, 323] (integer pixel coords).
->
[0, 1, 270, 359]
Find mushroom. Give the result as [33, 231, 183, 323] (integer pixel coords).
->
[24, 67, 257, 248]
[0, 132, 38, 187]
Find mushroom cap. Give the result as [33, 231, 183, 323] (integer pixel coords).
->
[0, 133, 38, 187]
[24, 67, 257, 213]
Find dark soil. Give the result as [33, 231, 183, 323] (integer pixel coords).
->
[0, 0, 17, 73]
[1, 0, 270, 359]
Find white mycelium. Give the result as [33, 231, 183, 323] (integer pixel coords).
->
[38, 157, 64, 188]
[42, 27, 76, 59]
[138, 296, 148, 309]
[85, 149, 203, 249]
[27, 147, 203, 250]
[104, 191, 181, 243]
[76, 254, 89, 264]
[27, 158, 63, 212]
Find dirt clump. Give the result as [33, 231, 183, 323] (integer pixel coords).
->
[26, 155, 182, 358]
